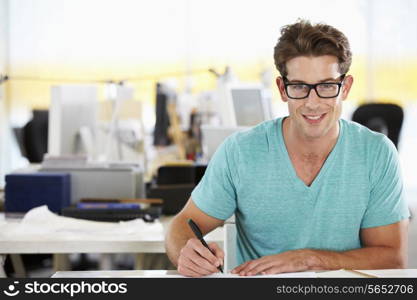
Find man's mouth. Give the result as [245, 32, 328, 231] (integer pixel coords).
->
[302, 113, 327, 123]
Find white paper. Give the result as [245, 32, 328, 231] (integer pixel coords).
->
[317, 269, 365, 278]
[204, 271, 317, 278]
[357, 269, 417, 278]
[53, 270, 317, 278]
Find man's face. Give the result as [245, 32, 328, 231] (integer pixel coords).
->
[276, 55, 353, 140]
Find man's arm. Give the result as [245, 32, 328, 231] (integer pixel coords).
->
[232, 219, 409, 276]
[165, 197, 225, 277]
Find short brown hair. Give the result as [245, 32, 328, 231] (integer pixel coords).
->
[274, 20, 352, 77]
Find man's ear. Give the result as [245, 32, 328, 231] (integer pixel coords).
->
[341, 75, 354, 100]
[276, 77, 288, 102]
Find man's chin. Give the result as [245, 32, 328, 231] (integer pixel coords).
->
[302, 126, 329, 140]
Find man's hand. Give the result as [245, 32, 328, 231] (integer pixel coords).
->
[177, 238, 224, 277]
[231, 249, 313, 276]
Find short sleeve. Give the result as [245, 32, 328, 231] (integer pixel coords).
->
[191, 135, 238, 220]
[361, 135, 410, 228]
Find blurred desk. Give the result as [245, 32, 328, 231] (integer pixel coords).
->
[0, 215, 223, 277]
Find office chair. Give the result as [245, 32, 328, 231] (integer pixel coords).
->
[156, 166, 195, 185]
[13, 127, 27, 158]
[351, 103, 403, 148]
[22, 110, 49, 162]
[156, 165, 207, 185]
[149, 165, 207, 215]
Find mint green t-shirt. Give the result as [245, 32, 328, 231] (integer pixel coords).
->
[191, 117, 410, 265]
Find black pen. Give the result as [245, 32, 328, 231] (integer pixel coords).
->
[187, 218, 223, 273]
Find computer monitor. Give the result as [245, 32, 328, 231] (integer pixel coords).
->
[48, 85, 97, 157]
[218, 83, 272, 127]
[231, 86, 272, 126]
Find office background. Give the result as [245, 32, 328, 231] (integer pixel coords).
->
[1, 0, 417, 175]
[0, 0, 416, 275]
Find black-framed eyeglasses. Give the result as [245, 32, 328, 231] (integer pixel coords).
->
[283, 74, 346, 99]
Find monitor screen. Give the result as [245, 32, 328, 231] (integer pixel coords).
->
[231, 87, 271, 126]
[48, 85, 97, 156]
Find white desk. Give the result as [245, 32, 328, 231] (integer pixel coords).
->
[52, 269, 417, 278]
[0, 215, 223, 277]
[52, 270, 315, 278]
[0, 215, 222, 254]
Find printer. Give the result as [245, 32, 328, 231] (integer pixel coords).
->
[39, 159, 145, 204]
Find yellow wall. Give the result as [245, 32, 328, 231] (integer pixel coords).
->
[5, 55, 417, 115]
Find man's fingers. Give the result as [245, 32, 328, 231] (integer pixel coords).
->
[237, 259, 270, 276]
[231, 260, 251, 274]
[245, 261, 276, 276]
[208, 242, 224, 265]
[189, 239, 219, 266]
[184, 256, 214, 275]
[177, 264, 204, 278]
[261, 267, 282, 275]
[176, 239, 221, 276]
[262, 262, 302, 275]
[178, 255, 213, 276]
[186, 249, 220, 273]
[239, 260, 262, 275]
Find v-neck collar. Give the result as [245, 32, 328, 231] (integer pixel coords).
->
[272, 117, 344, 192]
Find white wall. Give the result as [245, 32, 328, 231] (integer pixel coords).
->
[0, 0, 7, 72]
[0, 0, 27, 188]
[7, 0, 371, 78]
[8, 0, 417, 73]
[0, 0, 10, 188]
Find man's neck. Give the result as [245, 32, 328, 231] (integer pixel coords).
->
[283, 117, 339, 160]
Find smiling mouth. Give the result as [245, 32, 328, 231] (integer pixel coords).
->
[302, 113, 327, 123]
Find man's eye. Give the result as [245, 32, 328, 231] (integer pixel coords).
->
[319, 83, 337, 90]
[292, 84, 306, 90]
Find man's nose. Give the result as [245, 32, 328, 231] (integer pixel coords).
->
[304, 88, 321, 109]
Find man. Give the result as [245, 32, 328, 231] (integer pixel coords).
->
[165, 20, 410, 277]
